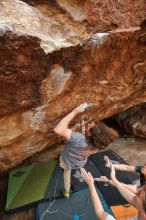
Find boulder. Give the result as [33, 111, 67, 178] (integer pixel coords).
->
[0, 0, 145, 172]
[115, 103, 146, 138]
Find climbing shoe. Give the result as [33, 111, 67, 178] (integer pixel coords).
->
[63, 191, 70, 199]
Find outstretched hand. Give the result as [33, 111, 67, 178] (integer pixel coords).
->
[94, 176, 109, 183]
[80, 168, 94, 186]
[104, 156, 116, 180]
[104, 156, 111, 168]
[74, 103, 88, 114]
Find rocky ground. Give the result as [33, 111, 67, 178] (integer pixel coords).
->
[0, 137, 145, 220]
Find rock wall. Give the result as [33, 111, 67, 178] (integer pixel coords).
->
[0, 0, 145, 172]
[115, 103, 146, 138]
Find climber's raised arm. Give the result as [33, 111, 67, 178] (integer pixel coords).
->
[54, 103, 87, 140]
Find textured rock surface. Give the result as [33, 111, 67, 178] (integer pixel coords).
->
[24, 0, 146, 32]
[0, 0, 90, 54]
[115, 103, 146, 138]
[57, 0, 86, 22]
[85, 0, 146, 31]
[0, 0, 146, 172]
[0, 33, 48, 116]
